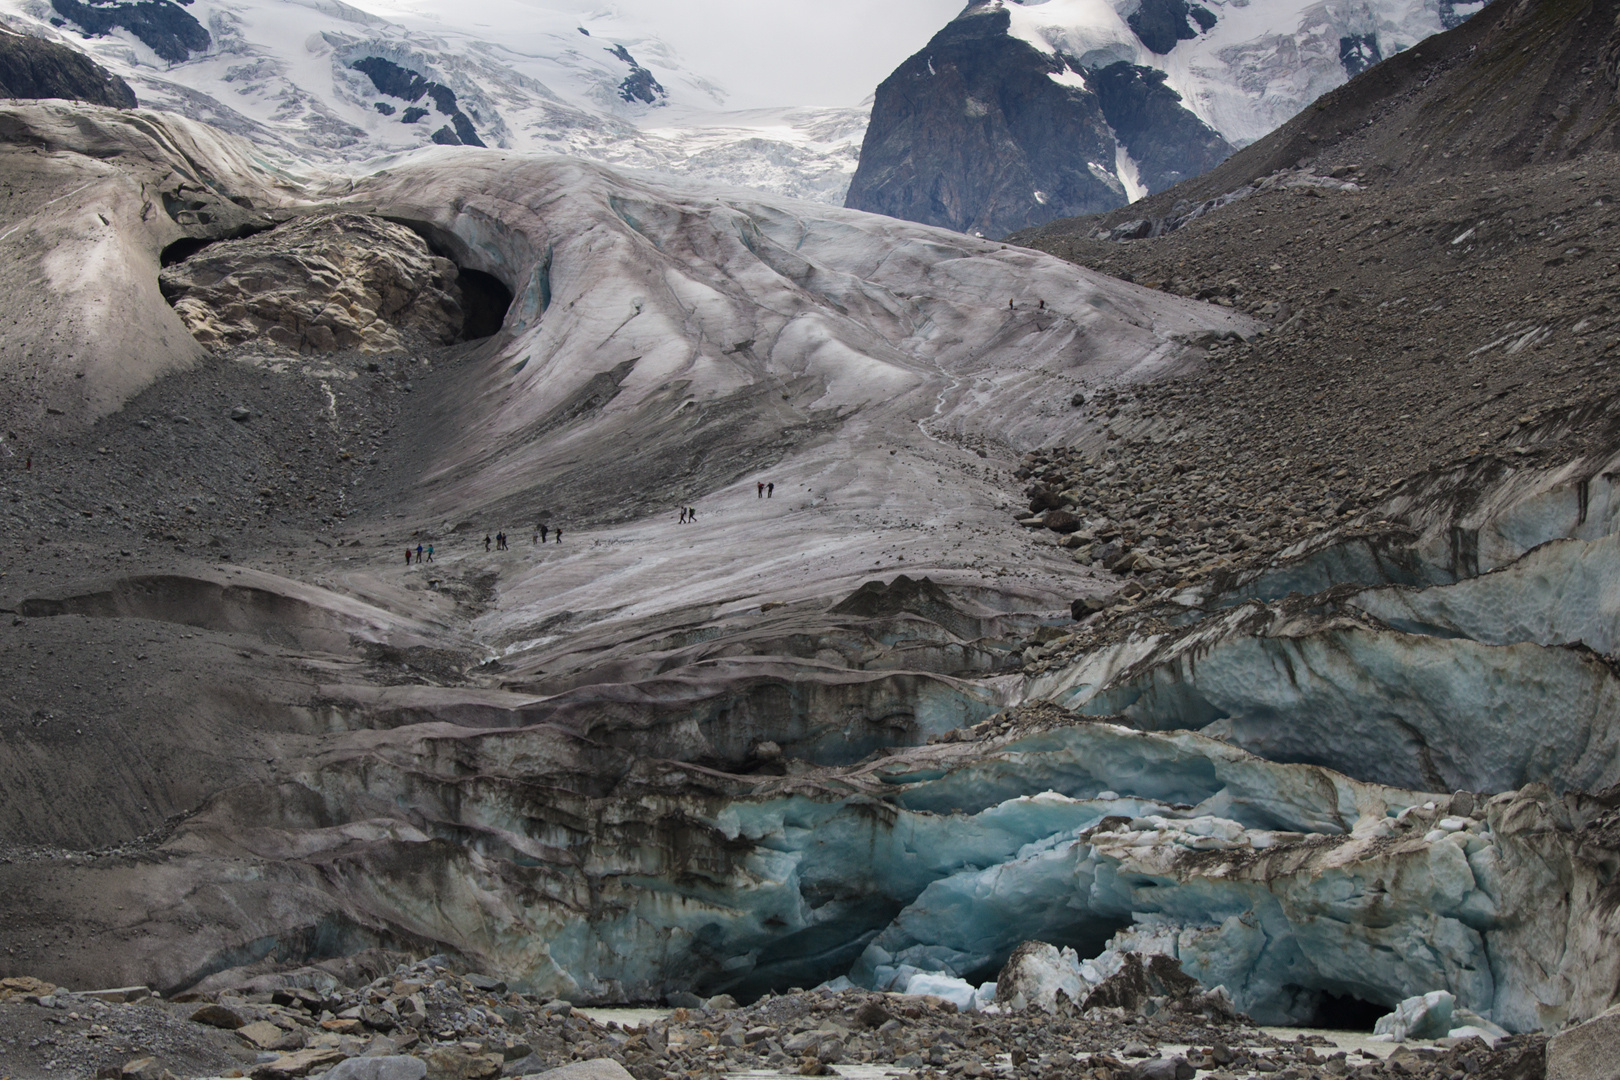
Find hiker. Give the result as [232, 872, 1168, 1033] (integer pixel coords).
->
[533, 532, 538, 545]
[555, 528, 562, 543]
[540, 524, 549, 543]
[767, 482, 774, 498]
[416, 543, 424, 563]
[405, 548, 412, 567]
[1009, 298, 1014, 310]
[1039, 299, 1045, 310]
[679, 508, 687, 523]
[426, 544, 434, 562]
[484, 534, 492, 552]
[757, 482, 764, 498]
[688, 507, 697, 522]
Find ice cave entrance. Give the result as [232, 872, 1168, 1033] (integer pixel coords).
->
[385, 216, 514, 339]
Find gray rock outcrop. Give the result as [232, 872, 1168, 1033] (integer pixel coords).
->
[1548, 1005, 1620, 1080]
[159, 212, 465, 354]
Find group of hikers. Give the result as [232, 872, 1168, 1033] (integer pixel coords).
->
[400, 476, 778, 567]
[401, 525, 563, 567]
[487, 527, 562, 550]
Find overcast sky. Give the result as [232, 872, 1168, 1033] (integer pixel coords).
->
[607, 0, 965, 109]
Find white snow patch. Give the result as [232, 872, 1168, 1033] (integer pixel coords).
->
[1114, 140, 1147, 202]
[1047, 66, 1090, 92]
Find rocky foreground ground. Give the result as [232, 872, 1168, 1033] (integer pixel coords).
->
[0, 957, 1556, 1080]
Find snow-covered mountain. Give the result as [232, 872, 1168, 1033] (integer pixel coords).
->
[992, 0, 1480, 143]
[0, 0, 868, 201]
[847, 0, 1484, 235]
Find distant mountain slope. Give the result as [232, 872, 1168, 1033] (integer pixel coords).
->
[843, 5, 1230, 237]
[1019, 0, 1620, 242]
[0, 0, 866, 202]
[0, 25, 135, 106]
[847, 0, 1483, 235]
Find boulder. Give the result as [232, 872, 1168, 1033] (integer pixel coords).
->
[1548, 1004, 1620, 1080]
[0, 976, 57, 1001]
[519, 1062, 636, 1080]
[465, 973, 508, 994]
[1071, 596, 1111, 620]
[189, 1002, 246, 1029]
[854, 998, 892, 1028]
[236, 1020, 286, 1049]
[1043, 510, 1083, 533]
[323, 1057, 428, 1080]
[1130, 1058, 1195, 1080]
[1028, 486, 1064, 513]
[421, 1046, 502, 1080]
[250, 1048, 345, 1080]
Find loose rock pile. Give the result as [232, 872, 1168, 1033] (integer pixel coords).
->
[1003, 153, 1620, 677]
[1011, 435, 1383, 589]
[0, 961, 1551, 1080]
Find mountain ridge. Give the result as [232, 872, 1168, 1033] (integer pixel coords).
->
[847, 0, 1488, 236]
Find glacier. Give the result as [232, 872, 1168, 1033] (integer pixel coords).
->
[0, 0, 868, 200]
[5, 100, 1620, 1042]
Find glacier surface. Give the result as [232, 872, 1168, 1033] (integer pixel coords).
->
[4, 102, 1619, 1041]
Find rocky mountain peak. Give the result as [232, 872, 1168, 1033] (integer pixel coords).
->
[844, 4, 1229, 236]
[847, 0, 1482, 236]
[0, 25, 134, 108]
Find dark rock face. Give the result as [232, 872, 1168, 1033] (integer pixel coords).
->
[48, 0, 208, 64]
[349, 56, 486, 147]
[1127, 0, 1216, 54]
[0, 27, 135, 107]
[846, 6, 1232, 237]
[1339, 33, 1382, 77]
[608, 43, 665, 105]
[845, 6, 1122, 237]
[1089, 62, 1231, 193]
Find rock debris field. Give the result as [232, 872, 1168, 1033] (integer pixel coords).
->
[0, 962, 1553, 1080]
